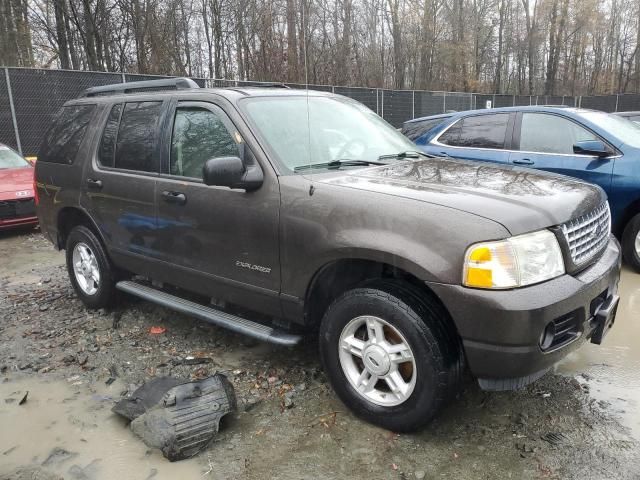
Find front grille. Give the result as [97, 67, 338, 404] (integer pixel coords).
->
[0, 198, 36, 220]
[561, 202, 610, 267]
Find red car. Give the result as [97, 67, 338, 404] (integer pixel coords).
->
[0, 144, 38, 230]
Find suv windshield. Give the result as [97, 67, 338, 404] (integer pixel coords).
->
[580, 111, 640, 148]
[241, 95, 417, 172]
[0, 146, 30, 169]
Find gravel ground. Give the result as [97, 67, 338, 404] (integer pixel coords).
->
[1, 230, 639, 479]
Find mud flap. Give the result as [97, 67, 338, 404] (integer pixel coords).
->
[112, 374, 236, 461]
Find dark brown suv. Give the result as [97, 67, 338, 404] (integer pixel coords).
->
[35, 78, 621, 431]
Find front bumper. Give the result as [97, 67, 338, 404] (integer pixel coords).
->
[427, 236, 621, 389]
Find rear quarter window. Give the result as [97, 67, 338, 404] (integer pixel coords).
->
[402, 118, 449, 141]
[38, 105, 95, 164]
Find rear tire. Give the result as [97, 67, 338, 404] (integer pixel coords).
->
[65, 225, 116, 309]
[318, 280, 462, 432]
[622, 213, 640, 272]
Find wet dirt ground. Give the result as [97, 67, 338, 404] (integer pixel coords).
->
[1, 230, 639, 479]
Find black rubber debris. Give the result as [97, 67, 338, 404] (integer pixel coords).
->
[541, 432, 567, 445]
[112, 374, 236, 461]
[18, 391, 28, 405]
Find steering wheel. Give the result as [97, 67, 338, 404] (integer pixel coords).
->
[335, 138, 367, 160]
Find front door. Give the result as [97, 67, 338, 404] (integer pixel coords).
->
[510, 112, 615, 193]
[154, 100, 282, 316]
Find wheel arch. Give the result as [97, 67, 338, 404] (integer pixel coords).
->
[303, 257, 459, 340]
[617, 197, 640, 237]
[56, 207, 107, 251]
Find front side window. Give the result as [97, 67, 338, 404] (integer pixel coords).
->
[170, 107, 239, 179]
[439, 113, 509, 149]
[114, 101, 163, 172]
[39, 104, 95, 164]
[519, 113, 598, 155]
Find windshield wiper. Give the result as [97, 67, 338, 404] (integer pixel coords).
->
[294, 159, 387, 172]
[377, 150, 432, 161]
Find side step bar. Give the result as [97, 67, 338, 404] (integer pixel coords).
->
[116, 280, 302, 346]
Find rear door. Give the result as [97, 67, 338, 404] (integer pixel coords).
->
[153, 98, 282, 316]
[80, 100, 167, 265]
[510, 112, 615, 193]
[431, 112, 515, 165]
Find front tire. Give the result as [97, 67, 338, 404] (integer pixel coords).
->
[319, 281, 461, 432]
[65, 225, 116, 309]
[622, 213, 640, 272]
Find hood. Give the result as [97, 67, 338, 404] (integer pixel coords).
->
[316, 157, 605, 235]
[0, 166, 34, 199]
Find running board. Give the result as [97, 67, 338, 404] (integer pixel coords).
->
[115, 280, 302, 346]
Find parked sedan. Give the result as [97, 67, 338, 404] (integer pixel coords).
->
[403, 106, 640, 271]
[0, 144, 38, 230]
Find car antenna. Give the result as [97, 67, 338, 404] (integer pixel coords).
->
[302, 0, 313, 194]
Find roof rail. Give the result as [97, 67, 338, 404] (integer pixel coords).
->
[81, 77, 199, 97]
[234, 83, 291, 89]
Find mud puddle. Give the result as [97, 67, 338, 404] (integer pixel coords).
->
[0, 230, 63, 286]
[557, 267, 640, 440]
[0, 377, 206, 479]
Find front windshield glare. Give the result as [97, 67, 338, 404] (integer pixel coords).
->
[581, 111, 640, 148]
[0, 147, 30, 169]
[242, 96, 416, 172]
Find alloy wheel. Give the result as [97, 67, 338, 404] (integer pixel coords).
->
[338, 315, 417, 406]
[72, 242, 100, 296]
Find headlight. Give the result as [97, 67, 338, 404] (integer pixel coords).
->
[463, 230, 565, 289]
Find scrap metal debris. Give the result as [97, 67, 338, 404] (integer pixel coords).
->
[112, 374, 236, 461]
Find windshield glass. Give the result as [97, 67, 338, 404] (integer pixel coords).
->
[580, 111, 640, 148]
[241, 95, 416, 172]
[0, 145, 31, 169]
[0, 146, 30, 169]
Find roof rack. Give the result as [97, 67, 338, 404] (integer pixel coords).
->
[81, 77, 199, 97]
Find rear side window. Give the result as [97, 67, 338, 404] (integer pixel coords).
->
[98, 103, 123, 168]
[113, 101, 163, 172]
[439, 113, 509, 149]
[39, 105, 95, 164]
[402, 117, 449, 141]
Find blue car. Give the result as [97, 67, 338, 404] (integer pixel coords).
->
[403, 106, 640, 271]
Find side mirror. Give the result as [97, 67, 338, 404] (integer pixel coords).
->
[573, 140, 610, 158]
[202, 156, 263, 191]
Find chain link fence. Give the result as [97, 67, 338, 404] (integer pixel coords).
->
[1, 67, 635, 156]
